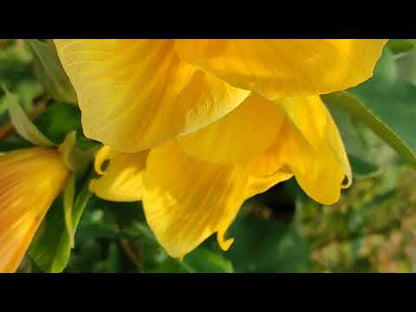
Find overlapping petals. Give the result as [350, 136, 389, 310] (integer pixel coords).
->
[176, 39, 388, 99]
[177, 94, 285, 163]
[55, 39, 387, 153]
[90, 95, 351, 258]
[0, 148, 69, 272]
[54, 39, 250, 152]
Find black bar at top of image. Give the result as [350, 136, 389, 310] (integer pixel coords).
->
[0, 4, 414, 38]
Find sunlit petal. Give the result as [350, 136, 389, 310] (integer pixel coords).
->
[142, 141, 292, 258]
[176, 39, 387, 99]
[276, 96, 352, 204]
[89, 146, 148, 202]
[55, 39, 249, 152]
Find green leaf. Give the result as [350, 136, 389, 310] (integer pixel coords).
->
[323, 91, 416, 167]
[28, 172, 94, 273]
[350, 50, 416, 162]
[25, 39, 77, 103]
[387, 39, 416, 55]
[63, 174, 76, 248]
[183, 248, 234, 273]
[325, 102, 381, 177]
[322, 49, 416, 168]
[0, 100, 86, 152]
[3, 87, 54, 146]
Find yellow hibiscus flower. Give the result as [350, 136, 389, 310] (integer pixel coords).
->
[0, 147, 70, 272]
[55, 39, 387, 258]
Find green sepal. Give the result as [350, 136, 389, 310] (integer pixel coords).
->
[25, 39, 77, 104]
[59, 131, 97, 177]
[3, 86, 54, 147]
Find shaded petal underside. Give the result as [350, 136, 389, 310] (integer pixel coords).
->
[0, 148, 69, 272]
[177, 94, 285, 164]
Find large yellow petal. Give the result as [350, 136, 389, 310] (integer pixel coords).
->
[54, 39, 249, 152]
[176, 93, 351, 204]
[176, 39, 387, 99]
[177, 94, 285, 164]
[275, 96, 352, 205]
[0, 148, 69, 272]
[142, 141, 292, 258]
[89, 146, 148, 202]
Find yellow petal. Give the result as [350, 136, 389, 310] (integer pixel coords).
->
[176, 39, 387, 99]
[142, 141, 291, 258]
[54, 39, 249, 152]
[177, 94, 285, 164]
[89, 146, 148, 202]
[275, 96, 352, 204]
[0, 148, 69, 272]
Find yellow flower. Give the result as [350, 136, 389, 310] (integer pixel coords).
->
[55, 39, 387, 258]
[54, 39, 386, 152]
[0, 147, 70, 272]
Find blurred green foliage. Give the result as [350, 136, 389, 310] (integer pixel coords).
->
[1, 39, 416, 273]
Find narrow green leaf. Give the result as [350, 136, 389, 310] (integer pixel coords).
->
[349, 49, 416, 162]
[326, 101, 381, 176]
[63, 174, 76, 249]
[183, 248, 234, 273]
[322, 91, 416, 167]
[28, 171, 94, 272]
[3, 87, 54, 146]
[25, 39, 77, 103]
